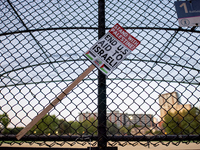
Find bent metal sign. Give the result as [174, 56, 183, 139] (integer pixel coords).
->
[84, 23, 140, 75]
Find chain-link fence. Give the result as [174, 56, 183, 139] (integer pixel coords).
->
[0, 0, 200, 149]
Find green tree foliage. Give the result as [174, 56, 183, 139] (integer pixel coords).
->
[0, 114, 133, 136]
[119, 126, 128, 135]
[10, 127, 24, 134]
[163, 107, 200, 135]
[58, 119, 71, 135]
[30, 114, 59, 135]
[126, 124, 141, 135]
[0, 112, 10, 134]
[0, 113, 10, 128]
[107, 121, 118, 135]
[69, 121, 82, 134]
[69, 118, 119, 135]
[68, 118, 118, 135]
[0, 112, 24, 134]
[82, 117, 98, 135]
[3, 127, 24, 134]
[68, 117, 98, 135]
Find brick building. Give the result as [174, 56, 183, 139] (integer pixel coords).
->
[79, 111, 155, 127]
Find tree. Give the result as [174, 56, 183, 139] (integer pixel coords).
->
[83, 117, 98, 135]
[79, 117, 98, 135]
[58, 119, 71, 135]
[69, 121, 82, 135]
[0, 112, 10, 134]
[119, 126, 128, 135]
[30, 114, 59, 135]
[69, 118, 118, 135]
[126, 124, 141, 135]
[163, 111, 182, 134]
[10, 127, 24, 134]
[180, 107, 200, 134]
[163, 107, 200, 135]
[107, 121, 118, 135]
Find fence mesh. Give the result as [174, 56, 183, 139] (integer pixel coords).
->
[0, 0, 200, 148]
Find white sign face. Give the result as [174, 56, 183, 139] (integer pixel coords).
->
[84, 23, 140, 75]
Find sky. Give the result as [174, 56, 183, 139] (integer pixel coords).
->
[0, 0, 200, 128]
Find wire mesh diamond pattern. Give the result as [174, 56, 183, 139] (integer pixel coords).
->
[0, 0, 200, 148]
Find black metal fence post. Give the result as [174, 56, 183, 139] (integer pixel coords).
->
[98, 0, 107, 150]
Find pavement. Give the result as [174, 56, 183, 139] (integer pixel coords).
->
[1, 142, 200, 149]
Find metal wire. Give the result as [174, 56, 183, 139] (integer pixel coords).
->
[0, 0, 200, 148]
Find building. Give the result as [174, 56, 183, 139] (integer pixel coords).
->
[159, 91, 191, 120]
[79, 111, 155, 128]
[79, 111, 123, 127]
[124, 114, 155, 127]
[79, 111, 98, 122]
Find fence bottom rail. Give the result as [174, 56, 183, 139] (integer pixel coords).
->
[0, 135, 200, 141]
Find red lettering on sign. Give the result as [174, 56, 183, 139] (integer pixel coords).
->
[109, 23, 140, 51]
